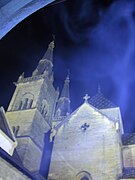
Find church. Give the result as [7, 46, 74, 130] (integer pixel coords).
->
[1, 41, 135, 180]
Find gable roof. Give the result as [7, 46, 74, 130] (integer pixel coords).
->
[89, 92, 116, 109]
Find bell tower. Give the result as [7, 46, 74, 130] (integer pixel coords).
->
[6, 41, 58, 173]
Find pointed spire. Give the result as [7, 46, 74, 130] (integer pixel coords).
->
[32, 40, 55, 80]
[55, 73, 71, 118]
[42, 41, 54, 62]
[18, 72, 24, 82]
[61, 75, 70, 98]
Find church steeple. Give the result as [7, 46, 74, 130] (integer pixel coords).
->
[6, 40, 58, 173]
[32, 41, 55, 82]
[55, 74, 70, 118]
[61, 75, 70, 99]
[42, 41, 54, 62]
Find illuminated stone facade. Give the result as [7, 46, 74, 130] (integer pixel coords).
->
[5, 41, 58, 173]
[1, 41, 135, 179]
[49, 103, 123, 180]
[0, 157, 30, 180]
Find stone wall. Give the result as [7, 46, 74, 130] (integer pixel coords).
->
[6, 108, 50, 149]
[7, 79, 44, 112]
[123, 144, 135, 167]
[0, 157, 30, 180]
[16, 137, 42, 171]
[49, 103, 123, 180]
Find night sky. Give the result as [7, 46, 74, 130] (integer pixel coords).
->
[0, 0, 135, 133]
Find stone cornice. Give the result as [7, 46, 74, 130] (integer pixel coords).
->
[17, 74, 47, 84]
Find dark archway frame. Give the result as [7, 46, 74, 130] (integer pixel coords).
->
[76, 171, 92, 180]
[0, 0, 65, 39]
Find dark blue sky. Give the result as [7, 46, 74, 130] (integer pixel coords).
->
[0, 0, 135, 133]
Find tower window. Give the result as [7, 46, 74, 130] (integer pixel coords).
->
[40, 99, 49, 118]
[55, 109, 61, 117]
[27, 99, 33, 109]
[12, 126, 20, 137]
[18, 98, 33, 110]
[41, 104, 48, 117]
[22, 98, 28, 110]
[43, 108, 48, 117]
[41, 105, 45, 115]
[18, 93, 34, 110]
[12, 126, 15, 133]
[18, 100, 23, 110]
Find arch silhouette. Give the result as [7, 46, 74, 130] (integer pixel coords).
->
[0, 0, 60, 39]
[76, 171, 92, 180]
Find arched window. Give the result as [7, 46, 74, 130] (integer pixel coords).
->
[76, 171, 92, 180]
[27, 99, 33, 109]
[55, 109, 61, 117]
[12, 126, 15, 133]
[18, 100, 23, 110]
[40, 99, 49, 118]
[22, 98, 28, 109]
[41, 105, 45, 114]
[12, 126, 20, 137]
[18, 93, 34, 110]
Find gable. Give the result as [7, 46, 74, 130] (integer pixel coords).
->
[56, 102, 116, 138]
[50, 102, 122, 179]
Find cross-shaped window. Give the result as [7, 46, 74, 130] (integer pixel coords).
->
[81, 123, 90, 132]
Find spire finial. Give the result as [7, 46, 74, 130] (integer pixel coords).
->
[18, 72, 24, 82]
[42, 40, 55, 61]
[98, 83, 101, 93]
[65, 70, 70, 83]
[61, 74, 70, 97]
[83, 94, 90, 103]
[67, 69, 70, 77]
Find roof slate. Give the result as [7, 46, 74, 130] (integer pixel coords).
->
[89, 92, 116, 109]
